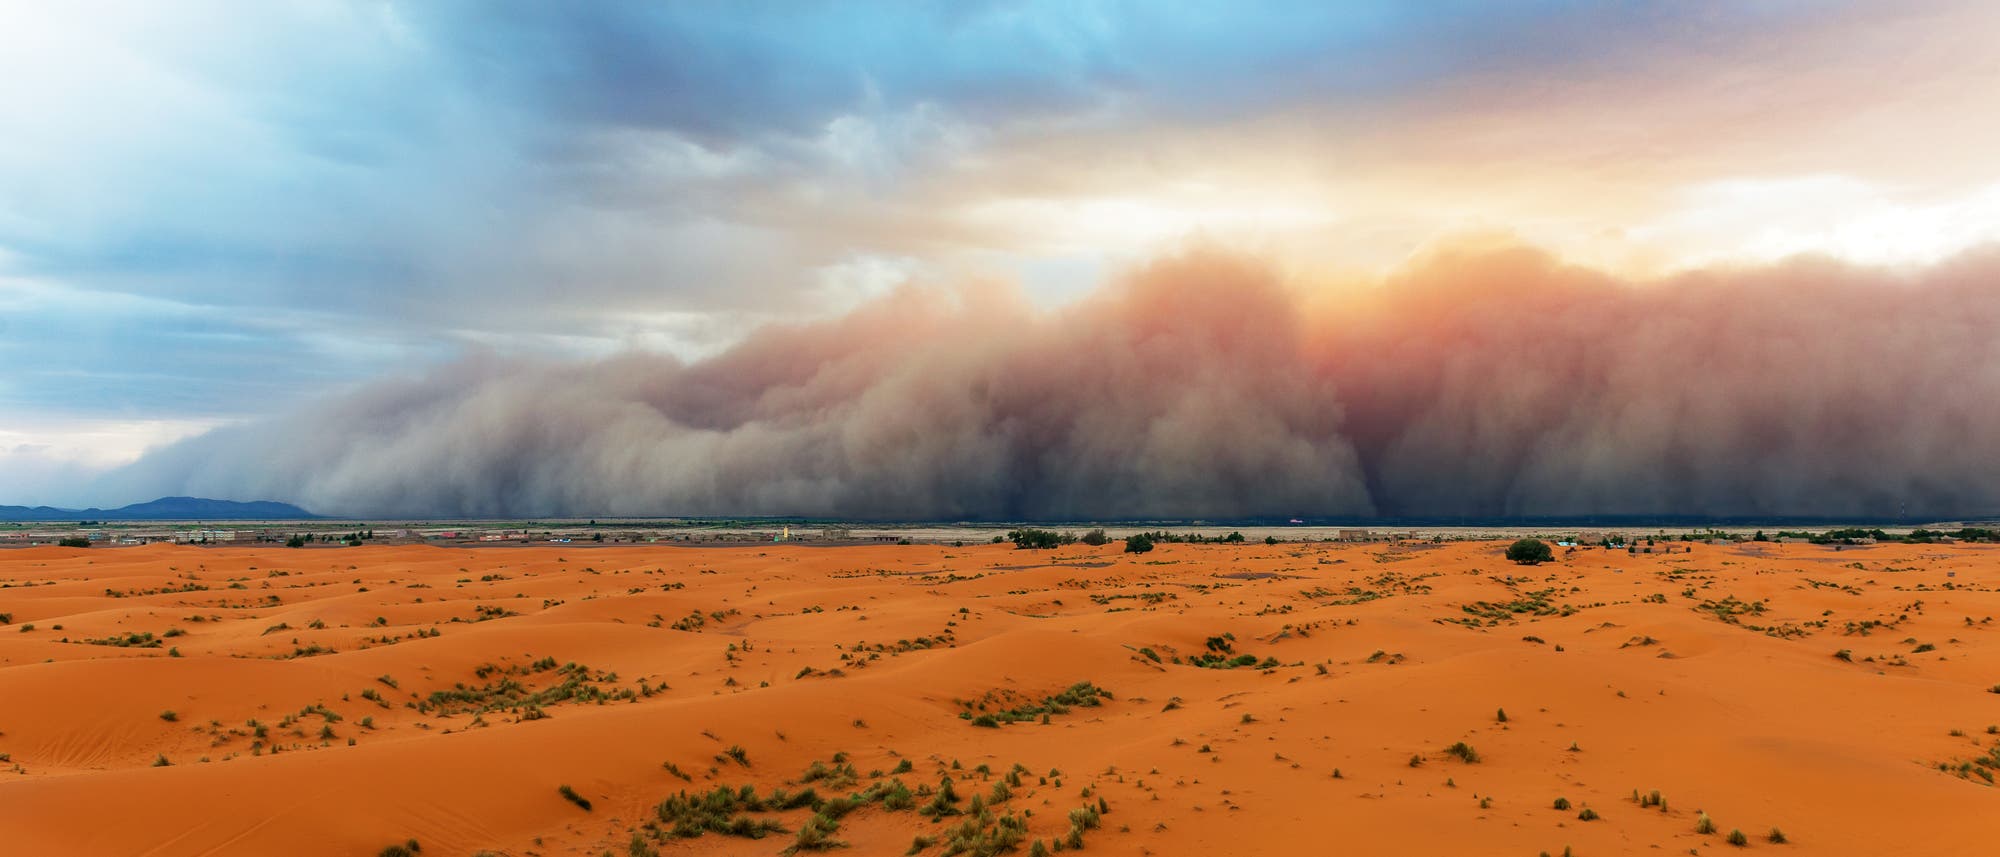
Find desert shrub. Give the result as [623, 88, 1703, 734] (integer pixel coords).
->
[1577, 807, 1599, 821]
[1696, 812, 1716, 834]
[1552, 797, 1571, 811]
[627, 831, 659, 857]
[958, 681, 1111, 727]
[1726, 829, 1749, 846]
[1124, 533, 1154, 554]
[882, 779, 916, 811]
[1080, 528, 1109, 546]
[1767, 827, 1787, 844]
[1506, 538, 1553, 565]
[58, 537, 91, 548]
[1446, 742, 1480, 763]
[160, 710, 178, 722]
[920, 776, 962, 817]
[378, 840, 421, 857]
[659, 785, 795, 839]
[789, 813, 843, 852]
[559, 784, 592, 811]
[819, 793, 866, 820]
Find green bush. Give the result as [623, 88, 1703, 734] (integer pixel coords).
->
[1124, 533, 1155, 554]
[57, 536, 91, 548]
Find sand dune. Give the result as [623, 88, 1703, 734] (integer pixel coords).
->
[3, 540, 1999, 855]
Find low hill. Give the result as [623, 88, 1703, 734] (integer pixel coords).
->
[0, 496, 316, 522]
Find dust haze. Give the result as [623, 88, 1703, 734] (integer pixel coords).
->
[91, 242, 2000, 520]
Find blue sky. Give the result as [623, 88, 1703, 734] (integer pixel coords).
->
[4, 0, 1998, 503]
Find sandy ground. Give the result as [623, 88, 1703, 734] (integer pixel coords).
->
[2, 540, 1998, 856]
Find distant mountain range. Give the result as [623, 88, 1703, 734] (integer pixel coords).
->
[0, 496, 317, 522]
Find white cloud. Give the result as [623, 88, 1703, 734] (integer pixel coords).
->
[1627, 175, 2000, 270]
[0, 416, 227, 506]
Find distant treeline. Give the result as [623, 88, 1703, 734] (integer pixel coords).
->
[1595, 527, 1999, 547]
[1000, 525, 1999, 551]
[1003, 528, 1273, 552]
[283, 529, 377, 548]
[1769, 527, 1998, 545]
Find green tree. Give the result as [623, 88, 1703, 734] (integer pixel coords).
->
[1505, 538, 1553, 565]
[1007, 528, 1062, 550]
[1124, 533, 1155, 554]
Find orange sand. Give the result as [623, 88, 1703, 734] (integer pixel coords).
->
[3, 540, 1999, 855]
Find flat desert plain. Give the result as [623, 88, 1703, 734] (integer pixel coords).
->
[3, 540, 2000, 856]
